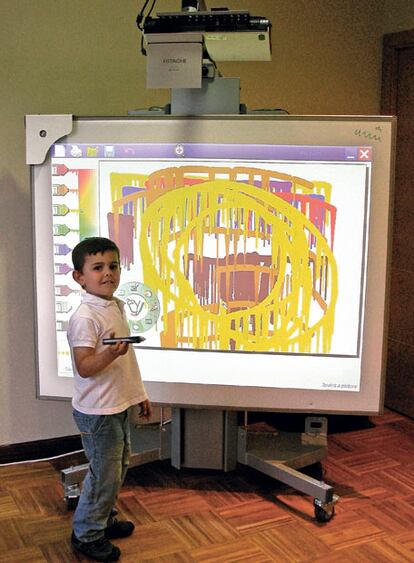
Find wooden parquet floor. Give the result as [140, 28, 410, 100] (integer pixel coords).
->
[0, 409, 413, 562]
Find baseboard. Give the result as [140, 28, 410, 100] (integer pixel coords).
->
[0, 434, 83, 465]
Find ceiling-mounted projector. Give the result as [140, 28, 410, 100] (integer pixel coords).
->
[142, 7, 271, 88]
[143, 9, 271, 62]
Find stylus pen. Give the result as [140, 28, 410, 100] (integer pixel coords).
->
[102, 336, 146, 345]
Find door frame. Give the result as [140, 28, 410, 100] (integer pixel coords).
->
[381, 29, 414, 113]
[381, 29, 414, 418]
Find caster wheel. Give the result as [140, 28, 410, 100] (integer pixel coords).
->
[314, 504, 335, 522]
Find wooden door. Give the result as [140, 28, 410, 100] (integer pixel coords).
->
[381, 30, 414, 418]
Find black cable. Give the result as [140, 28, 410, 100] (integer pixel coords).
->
[136, 0, 151, 30]
[146, 0, 157, 19]
[137, 0, 157, 56]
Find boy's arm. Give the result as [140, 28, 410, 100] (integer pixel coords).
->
[73, 336, 128, 378]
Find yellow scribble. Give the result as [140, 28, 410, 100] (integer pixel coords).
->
[138, 179, 338, 354]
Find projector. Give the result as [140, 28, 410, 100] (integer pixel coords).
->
[143, 9, 271, 62]
[142, 9, 271, 88]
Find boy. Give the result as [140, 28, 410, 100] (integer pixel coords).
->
[67, 237, 151, 562]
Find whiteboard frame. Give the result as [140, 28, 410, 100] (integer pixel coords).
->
[29, 114, 396, 414]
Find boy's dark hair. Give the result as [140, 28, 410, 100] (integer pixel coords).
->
[72, 237, 120, 271]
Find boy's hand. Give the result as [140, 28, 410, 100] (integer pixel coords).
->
[73, 332, 129, 377]
[107, 332, 128, 357]
[138, 399, 152, 419]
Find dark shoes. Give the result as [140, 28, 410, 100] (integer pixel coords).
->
[71, 521, 134, 561]
[105, 518, 135, 539]
[71, 532, 120, 562]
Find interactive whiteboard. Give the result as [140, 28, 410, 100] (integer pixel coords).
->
[28, 115, 395, 414]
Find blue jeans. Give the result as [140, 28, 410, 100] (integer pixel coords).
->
[72, 408, 131, 543]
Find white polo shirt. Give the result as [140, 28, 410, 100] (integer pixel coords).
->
[67, 293, 148, 415]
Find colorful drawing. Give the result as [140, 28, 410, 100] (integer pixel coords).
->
[108, 165, 338, 354]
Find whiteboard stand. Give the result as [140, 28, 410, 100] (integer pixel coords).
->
[171, 408, 239, 470]
[61, 410, 338, 521]
[237, 415, 339, 521]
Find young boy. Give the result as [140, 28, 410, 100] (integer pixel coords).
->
[67, 237, 152, 562]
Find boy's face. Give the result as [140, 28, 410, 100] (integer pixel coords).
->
[72, 250, 121, 300]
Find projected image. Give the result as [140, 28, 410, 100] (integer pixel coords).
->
[106, 165, 338, 355]
[51, 142, 370, 390]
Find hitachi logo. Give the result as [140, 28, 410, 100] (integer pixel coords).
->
[163, 58, 187, 64]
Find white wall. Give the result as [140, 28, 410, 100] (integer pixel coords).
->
[1, 0, 413, 446]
